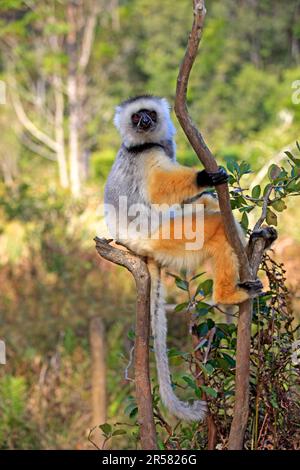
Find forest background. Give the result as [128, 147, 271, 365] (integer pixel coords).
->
[0, 0, 299, 449]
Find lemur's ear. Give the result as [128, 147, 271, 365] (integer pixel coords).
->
[114, 106, 122, 131]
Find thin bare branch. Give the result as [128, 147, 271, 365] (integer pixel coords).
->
[10, 86, 60, 153]
[79, 9, 99, 72]
[21, 134, 57, 161]
[253, 185, 273, 232]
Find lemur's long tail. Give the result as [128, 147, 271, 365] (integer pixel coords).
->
[148, 260, 207, 422]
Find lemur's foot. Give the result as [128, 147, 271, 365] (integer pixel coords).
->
[250, 226, 278, 250]
[197, 167, 228, 187]
[238, 279, 263, 297]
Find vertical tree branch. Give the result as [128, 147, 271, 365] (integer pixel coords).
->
[94, 238, 157, 450]
[53, 73, 69, 189]
[175, 0, 251, 282]
[66, 0, 81, 197]
[174, 0, 268, 449]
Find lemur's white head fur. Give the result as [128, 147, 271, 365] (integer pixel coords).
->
[114, 95, 176, 147]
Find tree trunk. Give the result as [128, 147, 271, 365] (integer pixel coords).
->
[67, 1, 81, 197]
[53, 74, 69, 189]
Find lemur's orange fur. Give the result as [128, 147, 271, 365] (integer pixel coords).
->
[148, 164, 199, 204]
[145, 152, 248, 305]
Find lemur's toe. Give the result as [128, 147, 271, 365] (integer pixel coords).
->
[238, 279, 263, 295]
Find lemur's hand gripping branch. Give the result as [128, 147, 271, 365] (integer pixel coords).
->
[197, 167, 229, 187]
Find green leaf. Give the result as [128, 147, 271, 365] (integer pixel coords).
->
[239, 161, 252, 175]
[200, 385, 218, 398]
[284, 150, 295, 160]
[284, 150, 300, 166]
[99, 423, 112, 436]
[190, 272, 206, 282]
[221, 352, 236, 368]
[168, 347, 186, 358]
[129, 408, 138, 418]
[268, 164, 281, 181]
[263, 183, 273, 196]
[215, 358, 230, 370]
[266, 208, 278, 226]
[175, 278, 189, 291]
[241, 212, 249, 230]
[196, 279, 213, 297]
[271, 199, 287, 212]
[196, 308, 210, 317]
[251, 185, 261, 199]
[127, 329, 135, 341]
[174, 302, 189, 312]
[197, 322, 209, 337]
[182, 375, 197, 390]
[225, 158, 237, 174]
[200, 363, 215, 376]
[124, 402, 138, 417]
[157, 437, 165, 450]
[216, 323, 233, 336]
[270, 392, 279, 409]
[196, 301, 212, 310]
[112, 429, 127, 436]
[239, 205, 254, 213]
[196, 301, 211, 317]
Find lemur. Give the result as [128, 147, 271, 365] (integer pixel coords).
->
[104, 95, 263, 422]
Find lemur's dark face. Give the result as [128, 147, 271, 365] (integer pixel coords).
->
[131, 109, 157, 132]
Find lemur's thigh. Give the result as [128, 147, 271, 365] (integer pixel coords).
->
[149, 212, 248, 304]
[148, 211, 223, 270]
[204, 219, 249, 304]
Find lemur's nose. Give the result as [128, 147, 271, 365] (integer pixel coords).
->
[139, 115, 151, 129]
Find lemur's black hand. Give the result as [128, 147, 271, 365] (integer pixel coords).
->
[196, 167, 228, 188]
[208, 167, 229, 186]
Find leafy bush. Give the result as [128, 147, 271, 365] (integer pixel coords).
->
[0, 375, 40, 449]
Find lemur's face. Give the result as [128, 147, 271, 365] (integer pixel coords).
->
[131, 109, 158, 133]
[114, 96, 176, 146]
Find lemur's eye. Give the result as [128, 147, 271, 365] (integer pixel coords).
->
[149, 111, 157, 121]
[132, 113, 140, 124]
